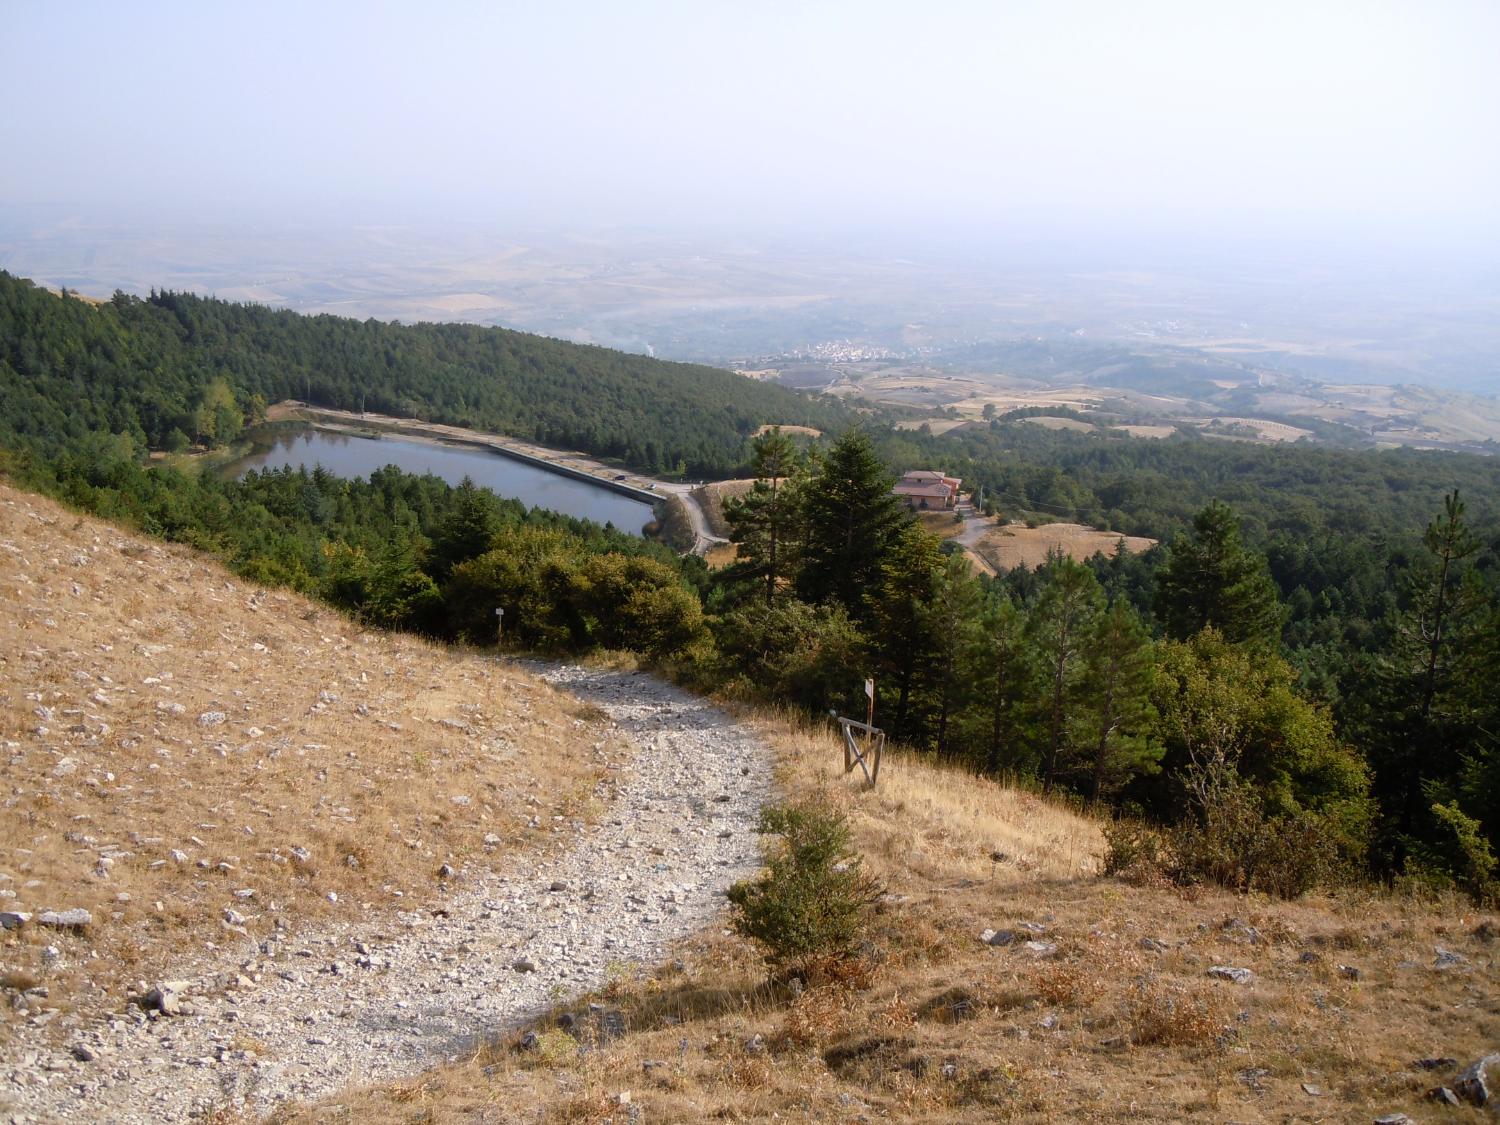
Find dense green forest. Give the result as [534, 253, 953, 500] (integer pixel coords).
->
[0, 272, 849, 477]
[2, 273, 1496, 903]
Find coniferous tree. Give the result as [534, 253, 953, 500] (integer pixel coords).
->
[723, 427, 802, 606]
[1155, 501, 1282, 644]
[796, 428, 909, 620]
[1353, 491, 1494, 866]
[969, 589, 1036, 777]
[1075, 597, 1160, 806]
[870, 524, 945, 745]
[430, 476, 500, 580]
[927, 552, 985, 757]
[1028, 552, 1104, 794]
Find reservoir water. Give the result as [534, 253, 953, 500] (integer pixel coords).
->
[233, 428, 656, 533]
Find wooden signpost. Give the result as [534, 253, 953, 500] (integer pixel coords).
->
[836, 677, 884, 787]
[495, 606, 505, 646]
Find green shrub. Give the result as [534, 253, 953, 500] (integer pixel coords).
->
[1101, 819, 1168, 882]
[1402, 800, 1498, 905]
[1167, 763, 1338, 897]
[727, 798, 883, 972]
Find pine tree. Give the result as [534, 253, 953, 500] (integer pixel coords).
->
[928, 552, 984, 757]
[1028, 552, 1104, 794]
[870, 525, 945, 746]
[1076, 597, 1160, 806]
[1358, 490, 1494, 865]
[970, 589, 1036, 777]
[723, 427, 802, 606]
[1155, 501, 1281, 645]
[796, 428, 909, 620]
[431, 476, 500, 580]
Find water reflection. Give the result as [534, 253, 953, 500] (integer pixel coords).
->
[233, 429, 654, 533]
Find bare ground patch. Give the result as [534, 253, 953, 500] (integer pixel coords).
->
[0, 484, 608, 1028]
[273, 709, 1497, 1123]
[971, 521, 1156, 571]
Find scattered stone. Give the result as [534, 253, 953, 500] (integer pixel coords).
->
[984, 929, 1016, 947]
[0, 910, 31, 931]
[513, 958, 537, 973]
[1302, 1083, 1326, 1096]
[37, 908, 91, 930]
[1298, 951, 1321, 964]
[549, 881, 568, 893]
[1454, 1054, 1499, 1106]
[438, 864, 455, 879]
[518, 1031, 540, 1052]
[1139, 937, 1168, 953]
[223, 908, 247, 927]
[483, 833, 501, 846]
[1022, 941, 1057, 957]
[1434, 947, 1469, 970]
[1207, 966, 1254, 984]
[1374, 1115, 1415, 1125]
[142, 982, 191, 1016]
[71, 1043, 99, 1062]
[1429, 1086, 1461, 1106]
[745, 1033, 766, 1054]
[197, 711, 227, 727]
[1339, 964, 1363, 981]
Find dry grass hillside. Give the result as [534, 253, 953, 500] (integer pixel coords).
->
[0, 484, 612, 1027]
[973, 521, 1157, 571]
[279, 709, 1498, 1123]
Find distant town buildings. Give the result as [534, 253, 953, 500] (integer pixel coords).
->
[893, 469, 962, 510]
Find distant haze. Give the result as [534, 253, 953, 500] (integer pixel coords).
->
[4, 0, 1498, 247]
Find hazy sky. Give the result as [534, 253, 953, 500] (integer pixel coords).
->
[4, 0, 1498, 247]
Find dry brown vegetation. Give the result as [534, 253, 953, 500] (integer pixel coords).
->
[0, 485, 611, 1025]
[270, 708, 1498, 1123]
[971, 521, 1157, 571]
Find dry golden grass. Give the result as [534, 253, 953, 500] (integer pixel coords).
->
[275, 705, 1498, 1123]
[915, 510, 966, 540]
[0, 484, 611, 1025]
[753, 424, 822, 439]
[973, 520, 1157, 571]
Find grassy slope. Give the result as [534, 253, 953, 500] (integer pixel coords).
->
[0, 483, 616, 1028]
[281, 709, 1497, 1123]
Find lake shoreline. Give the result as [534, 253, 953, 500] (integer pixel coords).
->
[228, 415, 661, 536]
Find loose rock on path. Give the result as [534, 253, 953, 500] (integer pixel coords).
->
[2, 663, 772, 1123]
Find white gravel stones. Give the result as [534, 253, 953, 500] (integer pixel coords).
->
[2, 662, 772, 1123]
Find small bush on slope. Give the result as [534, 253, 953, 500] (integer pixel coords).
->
[727, 797, 883, 974]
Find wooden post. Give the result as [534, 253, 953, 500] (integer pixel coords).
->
[864, 677, 875, 752]
[495, 606, 504, 647]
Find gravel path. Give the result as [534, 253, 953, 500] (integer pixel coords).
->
[2, 664, 772, 1124]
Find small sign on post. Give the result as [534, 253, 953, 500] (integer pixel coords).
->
[495, 607, 505, 646]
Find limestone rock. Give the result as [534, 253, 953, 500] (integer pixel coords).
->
[142, 981, 192, 1016]
[37, 908, 91, 930]
[1207, 966, 1254, 984]
[1454, 1053, 1499, 1106]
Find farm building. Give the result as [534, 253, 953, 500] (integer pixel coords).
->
[893, 469, 962, 510]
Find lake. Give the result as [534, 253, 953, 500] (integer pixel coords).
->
[232, 428, 657, 533]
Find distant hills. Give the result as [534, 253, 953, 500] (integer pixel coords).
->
[0, 272, 851, 477]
